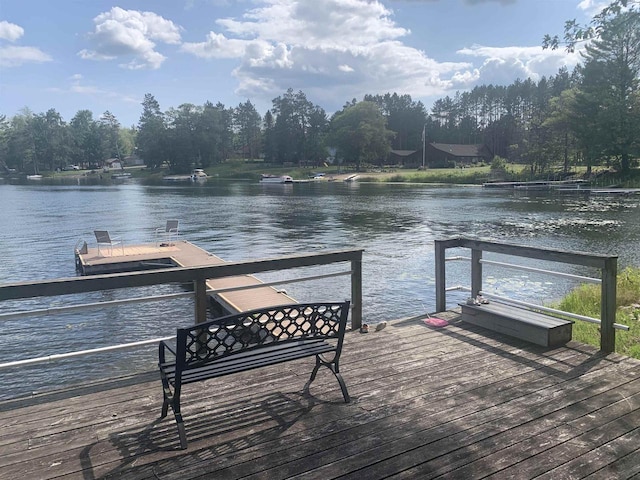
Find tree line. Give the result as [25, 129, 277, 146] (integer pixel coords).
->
[1, 0, 638, 176]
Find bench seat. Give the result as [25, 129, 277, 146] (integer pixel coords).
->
[160, 338, 336, 385]
[460, 301, 573, 347]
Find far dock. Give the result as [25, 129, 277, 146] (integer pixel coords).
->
[75, 240, 296, 315]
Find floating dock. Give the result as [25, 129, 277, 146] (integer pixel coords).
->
[74, 240, 296, 314]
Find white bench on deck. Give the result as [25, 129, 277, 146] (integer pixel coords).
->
[459, 301, 573, 347]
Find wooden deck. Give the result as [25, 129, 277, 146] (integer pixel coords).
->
[2, 311, 640, 479]
[76, 240, 296, 314]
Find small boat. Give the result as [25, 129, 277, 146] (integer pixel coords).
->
[26, 174, 43, 180]
[343, 174, 359, 182]
[190, 169, 208, 182]
[111, 172, 132, 180]
[260, 174, 293, 184]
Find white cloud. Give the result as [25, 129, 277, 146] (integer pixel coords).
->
[182, 0, 477, 107]
[577, 0, 610, 16]
[0, 45, 52, 67]
[180, 31, 254, 59]
[0, 21, 24, 42]
[79, 7, 182, 70]
[0, 21, 51, 67]
[457, 44, 580, 84]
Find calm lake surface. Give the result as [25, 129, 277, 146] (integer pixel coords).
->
[2, 179, 640, 399]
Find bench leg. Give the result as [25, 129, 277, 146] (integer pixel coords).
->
[175, 412, 188, 449]
[159, 371, 171, 418]
[333, 366, 351, 404]
[159, 371, 188, 448]
[161, 397, 169, 418]
[304, 355, 351, 403]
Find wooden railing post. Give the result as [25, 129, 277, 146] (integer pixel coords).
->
[351, 253, 363, 330]
[194, 278, 208, 325]
[600, 257, 617, 353]
[435, 240, 446, 312]
[471, 248, 483, 299]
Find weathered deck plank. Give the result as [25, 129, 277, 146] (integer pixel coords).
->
[1, 311, 639, 480]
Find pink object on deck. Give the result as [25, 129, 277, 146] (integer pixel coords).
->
[423, 317, 448, 328]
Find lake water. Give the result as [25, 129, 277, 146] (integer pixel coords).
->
[2, 179, 640, 399]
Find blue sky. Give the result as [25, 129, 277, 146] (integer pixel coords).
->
[0, 0, 604, 127]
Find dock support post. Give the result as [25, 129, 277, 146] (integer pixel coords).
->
[435, 240, 446, 313]
[194, 278, 208, 325]
[351, 253, 363, 330]
[600, 257, 617, 353]
[471, 248, 483, 299]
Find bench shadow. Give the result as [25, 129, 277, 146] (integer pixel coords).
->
[96, 388, 332, 479]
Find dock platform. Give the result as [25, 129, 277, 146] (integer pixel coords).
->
[2, 310, 640, 479]
[75, 240, 296, 314]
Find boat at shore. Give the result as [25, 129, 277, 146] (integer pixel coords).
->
[343, 174, 359, 182]
[259, 174, 293, 184]
[111, 172, 132, 180]
[191, 169, 208, 182]
[163, 169, 208, 183]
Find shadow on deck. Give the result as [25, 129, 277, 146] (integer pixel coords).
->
[2, 311, 640, 479]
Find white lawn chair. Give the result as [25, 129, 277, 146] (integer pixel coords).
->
[156, 220, 179, 246]
[94, 230, 124, 257]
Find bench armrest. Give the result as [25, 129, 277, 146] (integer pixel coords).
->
[159, 340, 177, 364]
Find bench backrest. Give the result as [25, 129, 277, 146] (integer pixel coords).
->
[175, 301, 350, 370]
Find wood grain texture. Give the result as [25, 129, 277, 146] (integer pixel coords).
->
[1, 310, 638, 480]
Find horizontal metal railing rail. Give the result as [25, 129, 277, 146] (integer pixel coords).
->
[446, 255, 602, 284]
[480, 291, 628, 331]
[0, 337, 175, 369]
[443, 256, 614, 328]
[0, 249, 363, 369]
[435, 237, 618, 352]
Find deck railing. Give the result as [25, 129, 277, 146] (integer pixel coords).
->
[0, 249, 363, 369]
[435, 238, 618, 352]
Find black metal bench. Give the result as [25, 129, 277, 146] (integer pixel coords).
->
[158, 301, 351, 449]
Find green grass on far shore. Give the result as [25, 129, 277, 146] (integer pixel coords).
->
[27, 159, 640, 188]
[553, 267, 640, 359]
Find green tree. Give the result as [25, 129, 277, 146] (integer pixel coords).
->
[31, 109, 68, 171]
[118, 127, 136, 158]
[329, 101, 394, 171]
[262, 110, 277, 164]
[100, 111, 121, 160]
[69, 110, 103, 168]
[543, 89, 578, 174]
[305, 106, 329, 167]
[165, 103, 199, 172]
[271, 89, 322, 165]
[6, 110, 35, 173]
[234, 100, 262, 160]
[545, 1, 640, 173]
[136, 94, 167, 169]
[580, 10, 640, 171]
[364, 93, 427, 150]
[195, 101, 232, 167]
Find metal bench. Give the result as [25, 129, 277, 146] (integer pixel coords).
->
[460, 301, 573, 347]
[158, 301, 351, 449]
